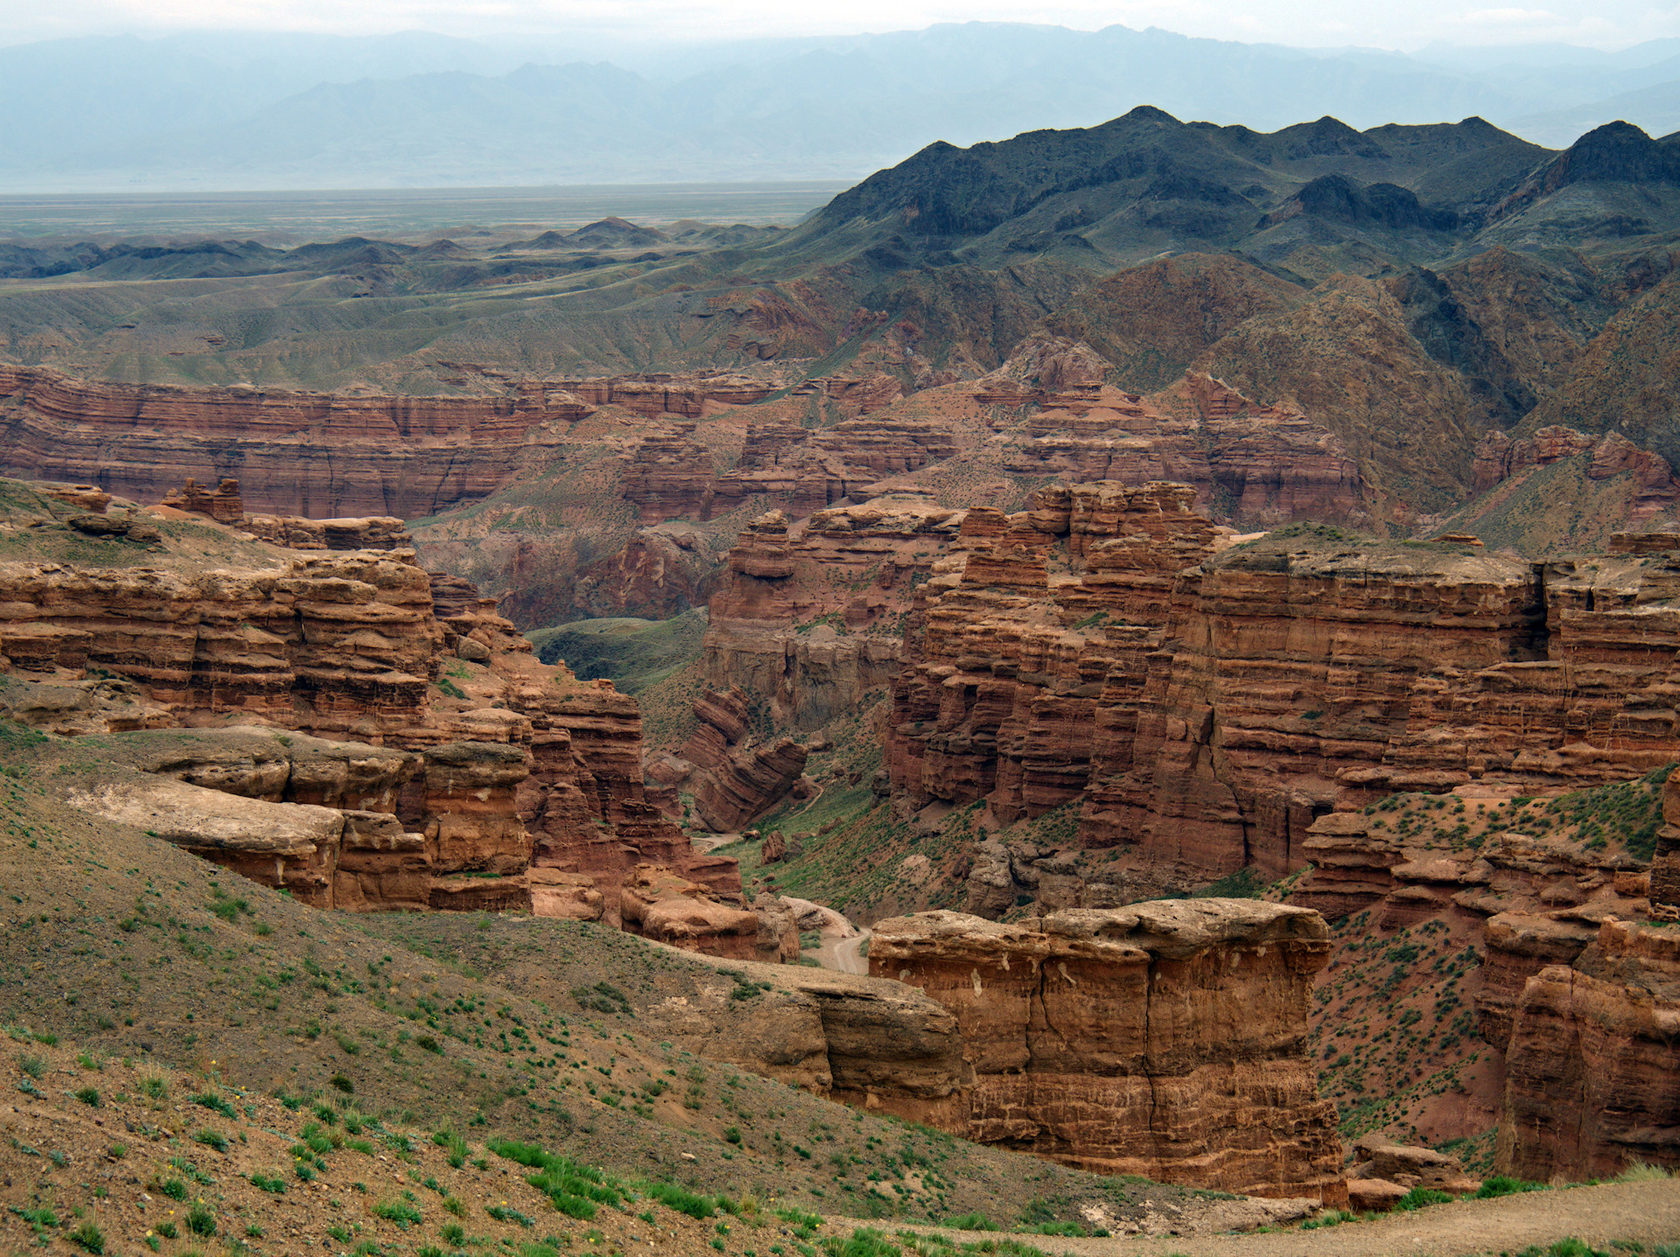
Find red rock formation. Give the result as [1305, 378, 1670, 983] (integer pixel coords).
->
[1473, 425, 1680, 523]
[560, 372, 775, 418]
[712, 417, 961, 518]
[867, 903, 1345, 1201]
[620, 864, 796, 962]
[683, 686, 753, 769]
[0, 504, 760, 951]
[0, 363, 776, 520]
[694, 738, 809, 831]
[705, 497, 962, 728]
[1081, 538, 1680, 883]
[620, 423, 718, 523]
[161, 477, 245, 523]
[242, 514, 413, 552]
[1500, 918, 1680, 1180]
[1490, 773, 1680, 1179]
[888, 481, 1231, 826]
[0, 362, 596, 517]
[997, 371, 1364, 527]
[877, 486, 1680, 892]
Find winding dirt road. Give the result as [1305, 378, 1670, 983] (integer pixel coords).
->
[810, 927, 871, 974]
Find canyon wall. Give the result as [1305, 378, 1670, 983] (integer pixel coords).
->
[1000, 373, 1364, 527]
[884, 489, 1680, 887]
[703, 496, 963, 728]
[866, 902, 1345, 1201]
[1289, 765, 1680, 1181]
[0, 363, 773, 519]
[1494, 771, 1680, 1181]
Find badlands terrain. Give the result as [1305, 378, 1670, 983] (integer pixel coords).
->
[3, 107, 1680, 1254]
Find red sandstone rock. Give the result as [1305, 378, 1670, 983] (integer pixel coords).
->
[0, 362, 779, 519]
[1474, 426, 1680, 523]
[694, 737, 809, 831]
[1346, 1178, 1410, 1212]
[866, 902, 1344, 1201]
[705, 497, 962, 728]
[620, 864, 787, 962]
[0, 506, 752, 953]
[684, 686, 752, 770]
[162, 477, 245, 523]
[1500, 917, 1680, 1180]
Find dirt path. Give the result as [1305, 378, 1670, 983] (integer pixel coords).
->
[917, 1178, 1680, 1256]
[813, 927, 871, 974]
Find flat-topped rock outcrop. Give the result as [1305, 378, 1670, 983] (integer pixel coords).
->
[865, 902, 1345, 1201]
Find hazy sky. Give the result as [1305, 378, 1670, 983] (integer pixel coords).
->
[3, 0, 1678, 49]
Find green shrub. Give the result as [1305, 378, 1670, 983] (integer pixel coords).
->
[490, 1138, 622, 1220]
[1476, 1175, 1545, 1198]
[643, 1180, 723, 1219]
[74, 1085, 100, 1107]
[372, 1199, 422, 1228]
[250, 1172, 287, 1194]
[194, 1128, 229, 1152]
[1395, 1187, 1454, 1211]
[433, 1127, 469, 1168]
[1615, 1161, 1673, 1183]
[821, 1229, 902, 1257]
[193, 1092, 236, 1118]
[69, 1222, 105, 1253]
[186, 1203, 216, 1237]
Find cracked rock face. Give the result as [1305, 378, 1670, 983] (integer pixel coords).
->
[866, 903, 1345, 1201]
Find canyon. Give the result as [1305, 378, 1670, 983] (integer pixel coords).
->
[692, 470, 1680, 1184]
[4, 104, 1680, 1253]
[0, 478, 780, 959]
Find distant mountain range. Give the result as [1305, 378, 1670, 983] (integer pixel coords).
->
[781, 109, 1680, 271]
[3, 24, 1679, 192]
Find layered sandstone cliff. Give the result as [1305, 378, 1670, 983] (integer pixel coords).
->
[646, 685, 813, 832]
[1499, 917, 1680, 1180]
[0, 363, 775, 519]
[1001, 374, 1363, 526]
[888, 480, 1232, 829]
[1492, 770, 1680, 1180]
[866, 902, 1345, 1201]
[704, 497, 963, 727]
[1286, 763, 1680, 1179]
[886, 494, 1680, 888]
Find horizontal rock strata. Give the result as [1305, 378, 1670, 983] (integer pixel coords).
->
[885, 487, 1680, 885]
[0, 363, 774, 518]
[705, 497, 962, 727]
[866, 902, 1345, 1201]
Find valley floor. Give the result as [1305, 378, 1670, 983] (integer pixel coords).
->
[912, 1179, 1680, 1256]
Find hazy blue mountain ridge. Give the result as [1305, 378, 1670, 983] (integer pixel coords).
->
[4, 23, 1679, 191]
